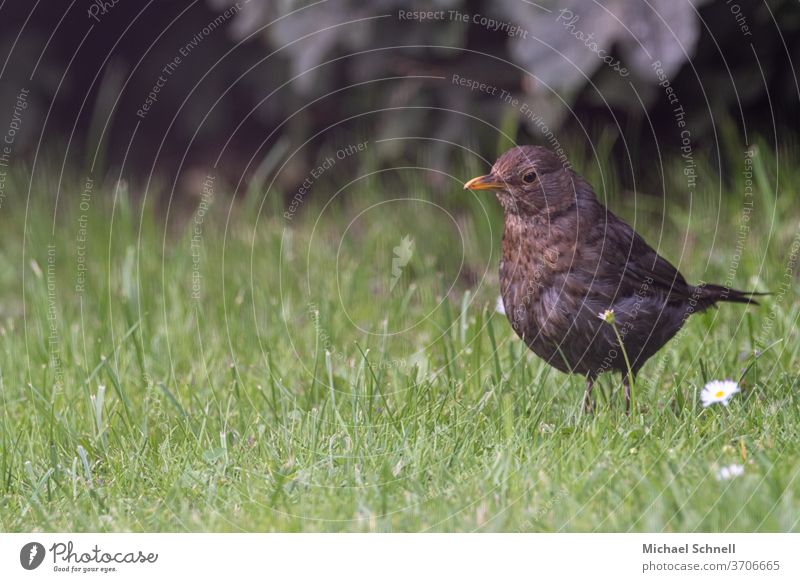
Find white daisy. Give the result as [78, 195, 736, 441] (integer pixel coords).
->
[701, 380, 740, 407]
[716, 464, 745, 480]
[598, 309, 615, 324]
[495, 295, 506, 315]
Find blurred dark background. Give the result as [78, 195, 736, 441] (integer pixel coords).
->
[1, 0, 798, 208]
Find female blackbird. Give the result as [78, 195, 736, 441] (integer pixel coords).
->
[465, 145, 764, 413]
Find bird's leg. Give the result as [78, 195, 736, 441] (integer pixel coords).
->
[583, 375, 596, 413]
[623, 374, 636, 416]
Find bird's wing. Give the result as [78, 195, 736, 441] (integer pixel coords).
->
[591, 211, 694, 303]
[625, 231, 693, 300]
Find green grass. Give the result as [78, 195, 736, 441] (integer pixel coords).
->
[1, 140, 799, 532]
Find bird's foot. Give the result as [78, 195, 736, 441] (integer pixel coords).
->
[583, 376, 596, 414]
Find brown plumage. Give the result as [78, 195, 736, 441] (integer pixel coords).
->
[465, 145, 765, 413]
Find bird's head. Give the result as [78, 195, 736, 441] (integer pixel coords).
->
[464, 145, 579, 217]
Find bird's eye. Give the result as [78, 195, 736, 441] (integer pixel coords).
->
[522, 171, 537, 184]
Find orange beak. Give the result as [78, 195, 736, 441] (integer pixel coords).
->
[463, 173, 506, 191]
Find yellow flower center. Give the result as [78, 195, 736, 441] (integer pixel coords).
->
[715, 390, 725, 398]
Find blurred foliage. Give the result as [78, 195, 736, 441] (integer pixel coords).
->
[0, 0, 798, 201]
[206, 0, 800, 189]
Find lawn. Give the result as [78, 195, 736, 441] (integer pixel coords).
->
[1, 139, 799, 532]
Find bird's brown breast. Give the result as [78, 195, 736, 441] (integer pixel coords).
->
[500, 213, 582, 365]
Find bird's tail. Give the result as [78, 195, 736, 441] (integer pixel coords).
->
[696, 283, 769, 306]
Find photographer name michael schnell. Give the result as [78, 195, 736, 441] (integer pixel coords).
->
[643, 543, 736, 554]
